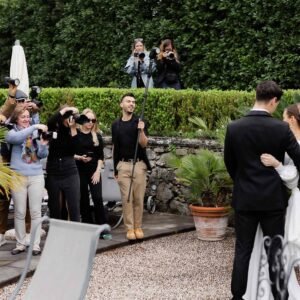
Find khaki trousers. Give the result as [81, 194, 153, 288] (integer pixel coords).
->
[117, 161, 147, 230]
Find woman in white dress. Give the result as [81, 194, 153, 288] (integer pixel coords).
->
[244, 103, 300, 300]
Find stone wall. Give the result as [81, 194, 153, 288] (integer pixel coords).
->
[103, 136, 222, 216]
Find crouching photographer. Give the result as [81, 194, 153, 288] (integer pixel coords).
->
[45, 105, 81, 222]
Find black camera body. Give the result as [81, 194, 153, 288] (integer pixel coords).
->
[30, 86, 43, 108]
[38, 129, 57, 141]
[0, 122, 14, 129]
[4, 76, 20, 86]
[166, 52, 175, 60]
[63, 110, 89, 125]
[134, 52, 145, 59]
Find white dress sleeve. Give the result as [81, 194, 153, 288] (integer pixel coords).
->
[275, 153, 299, 189]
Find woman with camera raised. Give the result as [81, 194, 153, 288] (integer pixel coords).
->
[124, 38, 154, 88]
[155, 39, 182, 90]
[45, 105, 80, 222]
[73, 108, 111, 239]
[5, 106, 48, 256]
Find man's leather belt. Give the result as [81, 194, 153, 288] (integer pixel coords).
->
[121, 158, 140, 162]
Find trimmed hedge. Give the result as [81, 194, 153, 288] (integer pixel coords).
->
[1, 88, 299, 134]
[0, 1, 300, 90]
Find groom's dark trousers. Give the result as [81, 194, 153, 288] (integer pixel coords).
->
[224, 110, 300, 300]
[232, 210, 285, 298]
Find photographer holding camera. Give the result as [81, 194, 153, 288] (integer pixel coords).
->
[0, 80, 41, 248]
[5, 106, 48, 255]
[0, 80, 40, 125]
[154, 39, 182, 90]
[124, 38, 154, 88]
[45, 105, 81, 222]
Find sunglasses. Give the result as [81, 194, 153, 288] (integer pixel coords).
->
[16, 99, 27, 103]
[85, 118, 96, 124]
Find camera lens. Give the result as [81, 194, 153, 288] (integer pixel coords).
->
[138, 52, 145, 59]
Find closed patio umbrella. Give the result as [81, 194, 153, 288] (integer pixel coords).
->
[10, 40, 29, 96]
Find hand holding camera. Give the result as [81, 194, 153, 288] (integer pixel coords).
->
[35, 124, 48, 132]
[163, 51, 175, 60]
[5, 77, 20, 87]
[134, 51, 145, 61]
[60, 106, 79, 117]
[35, 124, 50, 144]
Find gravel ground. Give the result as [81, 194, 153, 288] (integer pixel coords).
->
[0, 230, 235, 300]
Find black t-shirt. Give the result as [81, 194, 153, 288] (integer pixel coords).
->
[74, 131, 104, 174]
[111, 114, 151, 174]
[112, 116, 148, 160]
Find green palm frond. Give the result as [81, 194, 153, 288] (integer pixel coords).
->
[0, 126, 7, 141]
[188, 117, 208, 130]
[0, 163, 24, 198]
[0, 126, 24, 198]
[165, 149, 232, 207]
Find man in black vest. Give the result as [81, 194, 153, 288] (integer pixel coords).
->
[224, 80, 300, 300]
[111, 93, 151, 241]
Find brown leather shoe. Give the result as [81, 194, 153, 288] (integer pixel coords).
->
[134, 228, 144, 239]
[126, 229, 136, 240]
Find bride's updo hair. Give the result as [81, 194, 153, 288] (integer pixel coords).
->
[285, 103, 300, 127]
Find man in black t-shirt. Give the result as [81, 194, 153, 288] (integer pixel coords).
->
[111, 93, 150, 241]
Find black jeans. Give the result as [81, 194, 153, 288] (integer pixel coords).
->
[46, 173, 80, 222]
[79, 172, 107, 225]
[231, 210, 285, 299]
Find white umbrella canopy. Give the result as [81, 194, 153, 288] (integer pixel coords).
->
[9, 39, 29, 96]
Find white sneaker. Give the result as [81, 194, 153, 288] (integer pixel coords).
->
[0, 234, 7, 247]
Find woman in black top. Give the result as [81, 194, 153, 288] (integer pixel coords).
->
[46, 105, 80, 221]
[155, 39, 182, 90]
[74, 109, 110, 238]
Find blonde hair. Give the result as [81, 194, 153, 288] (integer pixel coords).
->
[131, 38, 147, 53]
[81, 108, 100, 146]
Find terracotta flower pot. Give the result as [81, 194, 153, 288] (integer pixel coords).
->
[189, 204, 230, 241]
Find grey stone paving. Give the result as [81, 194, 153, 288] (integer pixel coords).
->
[0, 212, 195, 290]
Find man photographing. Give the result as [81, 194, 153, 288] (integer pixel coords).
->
[111, 93, 151, 241]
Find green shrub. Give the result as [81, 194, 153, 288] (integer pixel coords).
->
[1, 88, 299, 134]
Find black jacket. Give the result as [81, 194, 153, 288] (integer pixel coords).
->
[224, 110, 300, 211]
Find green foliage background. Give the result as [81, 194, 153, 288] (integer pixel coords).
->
[1, 88, 299, 135]
[0, 0, 299, 90]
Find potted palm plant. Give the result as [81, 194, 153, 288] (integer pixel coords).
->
[166, 116, 233, 241]
[166, 149, 232, 241]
